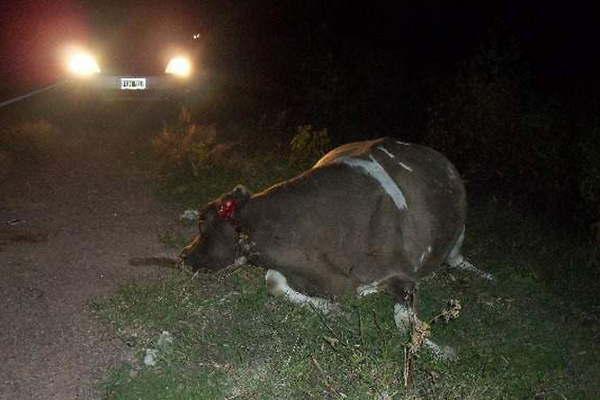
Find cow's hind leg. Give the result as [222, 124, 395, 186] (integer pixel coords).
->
[446, 226, 494, 281]
[265, 269, 339, 314]
[359, 275, 419, 335]
[382, 275, 456, 360]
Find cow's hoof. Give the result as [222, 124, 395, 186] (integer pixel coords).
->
[393, 303, 414, 335]
[450, 259, 495, 283]
[265, 269, 287, 297]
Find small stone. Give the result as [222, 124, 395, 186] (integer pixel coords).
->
[180, 209, 199, 223]
[157, 331, 174, 349]
[233, 256, 247, 267]
[379, 392, 392, 400]
[144, 349, 158, 366]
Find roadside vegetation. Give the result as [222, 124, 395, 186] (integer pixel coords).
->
[93, 197, 600, 399]
[91, 110, 600, 398]
[149, 107, 328, 208]
[93, 28, 600, 398]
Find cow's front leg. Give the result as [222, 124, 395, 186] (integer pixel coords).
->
[383, 275, 456, 360]
[356, 275, 419, 335]
[265, 269, 339, 314]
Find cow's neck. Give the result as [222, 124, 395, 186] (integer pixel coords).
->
[237, 185, 305, 265]
[236, 198, 269, 262]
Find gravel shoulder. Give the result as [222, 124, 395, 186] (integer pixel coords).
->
[0, 98, 186, 399]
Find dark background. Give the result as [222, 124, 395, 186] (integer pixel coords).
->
[2, 1, 600, 231]
[3, 2, 599, 103]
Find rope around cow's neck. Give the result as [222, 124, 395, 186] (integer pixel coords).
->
[215, 230, 260, 281]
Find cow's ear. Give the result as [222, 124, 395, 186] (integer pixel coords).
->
[231, 184, 252, 205]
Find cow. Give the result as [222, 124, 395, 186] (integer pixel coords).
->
[180, 137, 490, 358]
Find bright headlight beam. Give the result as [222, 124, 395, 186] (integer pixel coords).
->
[67, 52, 100, 76]
[165, 56, 191, 77]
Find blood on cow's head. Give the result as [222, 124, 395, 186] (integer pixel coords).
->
[180, 185, 252, 270]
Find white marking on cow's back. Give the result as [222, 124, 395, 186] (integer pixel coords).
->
[265, 269, 337, 314]
[396, 140, 411, 145]
[379, 145, 413, 173]
[377, 146, 395, 158]
[340, 155, 407, 210]
[398, 161, 413, 172]
[379, 144, 412, 172]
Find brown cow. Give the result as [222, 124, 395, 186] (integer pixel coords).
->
[181, 137, 491, 358]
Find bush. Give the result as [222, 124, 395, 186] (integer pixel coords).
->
[289, 125, 331, 168]
[516, 103, 575, 214]
[151, 107, 308, 204]
[425, 39, 578, 221]
[425, 42, 523, 187]
[151, 107, 218, 177]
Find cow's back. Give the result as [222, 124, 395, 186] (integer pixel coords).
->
[315, 137, 466, 277]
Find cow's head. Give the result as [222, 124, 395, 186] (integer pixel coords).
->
[180, 185, 252, 270]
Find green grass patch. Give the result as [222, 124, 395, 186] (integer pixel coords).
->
[93, 201, 600, 398]
[95, 121, 599, 398]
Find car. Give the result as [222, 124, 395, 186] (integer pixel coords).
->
[63, 33, 202, 101]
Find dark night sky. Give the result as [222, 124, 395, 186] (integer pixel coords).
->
[1, 1, 599, 95]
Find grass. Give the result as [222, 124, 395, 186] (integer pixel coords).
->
[93, 209, 600, 398]
[92, 128, 600, 398]
[92, 231, 600, 399]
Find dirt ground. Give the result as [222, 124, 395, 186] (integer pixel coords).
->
[0, 95, 188, 399]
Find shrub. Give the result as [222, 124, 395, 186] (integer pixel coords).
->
[289, 125, 331, 168]
[425, 43, 523, 187]
[151, 107, 218, 177]
[516, 103, 575, 215]
[425, 39, 578, 222]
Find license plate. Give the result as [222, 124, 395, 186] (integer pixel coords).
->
[120, 78, 146, 90]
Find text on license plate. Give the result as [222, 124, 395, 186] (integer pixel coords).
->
[120, 78, 146, 90]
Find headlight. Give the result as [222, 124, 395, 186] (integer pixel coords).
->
[67, 52, 100, 77]
[165, 56, 191, 77]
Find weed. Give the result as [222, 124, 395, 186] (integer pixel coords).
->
[151, 108, 218, 177]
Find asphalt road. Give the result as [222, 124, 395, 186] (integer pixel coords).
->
[0, 87, 189, 399]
